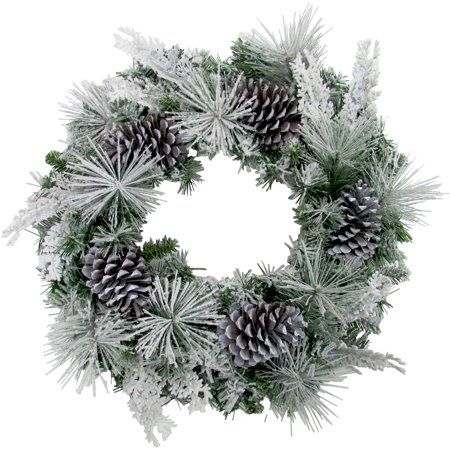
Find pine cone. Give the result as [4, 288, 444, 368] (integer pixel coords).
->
[236, 78, 301, 150]
[82, 244, 151, 317]
[218, 301, 306, 367]
[104, 113, 187, 169]
[328, 180, 382, 260]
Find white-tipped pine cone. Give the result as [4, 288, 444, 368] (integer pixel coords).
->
[236, 78, 301, 150]
[328, 180, 382, 260]
[82, 244, 151, 317]
[218, 301, 306, 367]
[104, 113, 187, 169]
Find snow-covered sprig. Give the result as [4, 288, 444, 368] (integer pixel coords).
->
[61, 81, 141, 143]
[287, 162, 329, 204]
[67, 142, 163, 223]
[341, 40, 380, 125]
[106, 76, 163, 112]
[47, 308, 132, 394]
[282, 241, 365, 323]
[294, 197, 343, 232]
[167, 365, 212, 413]
[114, 27, 165, 69]
[134, 276, 220, 364]
[368, 153, 442, 226]
[260, 341, 356, 431]
[123, 356, 175, 446]
[37, 218, 71, 281]
[236, 6, 327, 84]
[343, 273, 393, 324]
[174, 69, 254, 157]
[303, 113, 373, 165]
[214, 269, 264, 307]
[292, 51, 333, 119]
[332, 345, 406, 374]
[115, 27, 194, 84]
[2, 172, 67, 245]
[301, 112, 374, 193]
[92, 221, 142, 255]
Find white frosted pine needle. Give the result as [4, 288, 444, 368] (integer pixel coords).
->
[302, 113, 373, 165]
[92, 221, 142, 255]
[333, 345, 406, 374]
[67, 142, 163, 223]
[213, 376, 249, 414]
[134, 276, 220, 364]
[263, 341, 404, 431]
[174, 69, 254, 157]
[281, 241, 364, 322]
[368, 154, 442, 226]
[261, 342, 355, 431]
[47, 311, 132, 394]
[61, 81, 122, 142]
[287, 162, 328, 203]
[239, 6, 327, 83]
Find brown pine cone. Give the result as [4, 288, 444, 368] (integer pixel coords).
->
[236, 78, 301, 150]
[104, 113, 187, 169]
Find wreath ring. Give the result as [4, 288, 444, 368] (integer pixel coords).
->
[3, 7, 441, 446]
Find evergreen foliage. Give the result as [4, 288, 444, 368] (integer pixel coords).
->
[3, 6, 442, 445]
[142, 236, 179, 261]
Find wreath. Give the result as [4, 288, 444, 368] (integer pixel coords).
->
[3, 7, 441, 446]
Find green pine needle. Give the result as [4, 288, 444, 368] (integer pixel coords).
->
[46, 150, 68, 172]
[142, 236, 179, 261]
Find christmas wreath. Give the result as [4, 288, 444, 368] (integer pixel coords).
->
[3, 7, 441, 446]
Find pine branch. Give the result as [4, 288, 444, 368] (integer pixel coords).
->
[46, 150, 68, 173]
[47, 308, 133, 393]
[134, 276, 220, 363]
[61, 81, 140, 144]
[173, 68, 254, 158]
[168, 156, 204, 195]
[142, 236, 179, 260]
[259, 341, 355, 430]
[234, 6, 327, 84]
[282, 240, 366, 324]
[67, 142, 163, 223]
[367, 153, 442, 227]
[333, 345, 406, 374]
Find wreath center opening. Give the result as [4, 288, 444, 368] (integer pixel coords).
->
[143, 154, 298, 278]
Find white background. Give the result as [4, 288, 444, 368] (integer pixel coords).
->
[1, 0, 449, 448]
